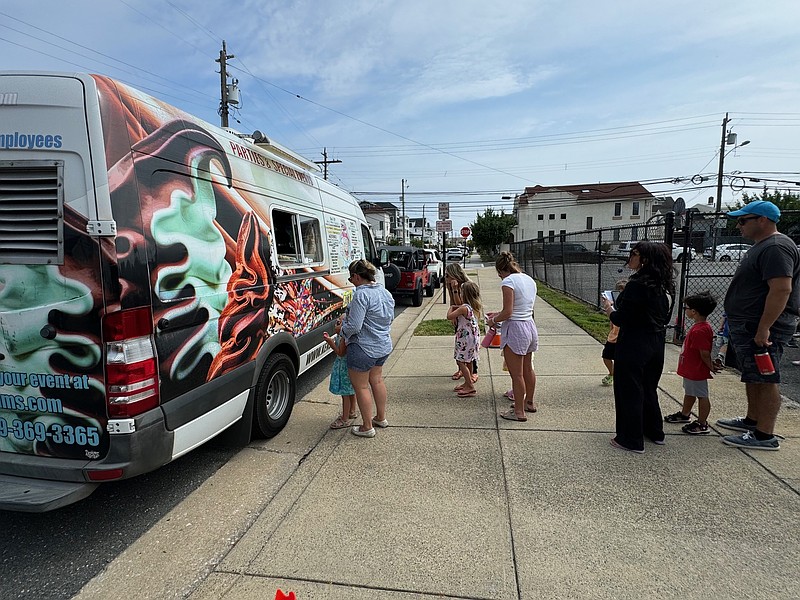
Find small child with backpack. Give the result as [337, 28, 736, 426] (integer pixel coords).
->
[601, 279, 627, 386]
[323, 316, 357, 429]
[665, 291, 720, 434]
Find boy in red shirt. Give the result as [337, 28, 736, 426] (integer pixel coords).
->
[665, 291, 721, 434]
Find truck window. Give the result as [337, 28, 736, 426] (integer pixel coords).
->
[299, 215, 323, 264]
[273, 209, 323, 266]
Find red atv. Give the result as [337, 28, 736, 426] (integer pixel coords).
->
[380, 246, 433, 306]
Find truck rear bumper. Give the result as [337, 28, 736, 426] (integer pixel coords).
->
[0, 474, 98, 512]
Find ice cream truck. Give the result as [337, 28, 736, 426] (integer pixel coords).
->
[0, 71, 386, 511]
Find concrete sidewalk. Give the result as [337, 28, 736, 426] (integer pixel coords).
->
[78, 266, 800, 600]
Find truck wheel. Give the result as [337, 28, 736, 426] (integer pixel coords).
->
[412, 281, 423, 307]
[425, 278, 434, 297]
[433, 274, 441, 289]
[252, 353, 296, 438]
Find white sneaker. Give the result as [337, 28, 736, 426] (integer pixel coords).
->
[372, 418, 389, 428]
[351, 426, 376, 438]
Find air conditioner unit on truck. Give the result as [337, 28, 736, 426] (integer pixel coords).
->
[0, 71, 386, 512]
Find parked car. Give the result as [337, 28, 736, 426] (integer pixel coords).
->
[535, 242, 603, 264]
[606, 241, 638, 260]
[672, 243, 699, 263]
[381, 246, 433, 306]
[703, 243, 751, 262]
[446, 247, 463, 261]
[423, 249, 443, 288]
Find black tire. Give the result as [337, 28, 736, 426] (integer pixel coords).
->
[382, 263, 401, 292]
[425, 278, 434, 297]
[412, 281, 423, 307]
[720, 255, 731, 262]
[252, 353, 296, 438]
[676, 253, 684, 262]
[433, 274, 441, 289]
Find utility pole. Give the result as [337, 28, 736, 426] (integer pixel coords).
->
[714, 112, 729, 214]
[401, 178, 406, 246]
[313, 148, 342, 180]
[216, 40, 235, 128]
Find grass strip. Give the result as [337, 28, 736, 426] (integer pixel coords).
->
[413, 318, 487, 336]
[535, 282, 610, 343]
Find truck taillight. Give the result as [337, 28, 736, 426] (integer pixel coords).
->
[102, 308, 159, 418]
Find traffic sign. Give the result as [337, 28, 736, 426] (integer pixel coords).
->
[460, 226, 471, 238]
[436, 219, 452, 233]
[438, 202, 450, 220]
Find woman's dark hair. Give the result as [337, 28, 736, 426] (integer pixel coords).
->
[348, 259, 377, 282]
[631, 241, 675, 296]
[495, 251, 521, 274]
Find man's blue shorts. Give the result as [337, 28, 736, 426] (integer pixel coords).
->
[728, 320, 793, 384]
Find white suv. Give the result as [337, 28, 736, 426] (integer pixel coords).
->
[446, 248, 463, 261]
[423, 249, 443, 288]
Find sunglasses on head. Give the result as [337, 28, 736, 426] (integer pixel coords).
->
[736, 215, 760, 225]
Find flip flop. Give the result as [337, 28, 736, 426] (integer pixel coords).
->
[457, 389, 477, 397]
[509, 403, 538, 413]
[503, 389, 514, 399]
[452, 372, 463, 380]
[499, 409, 527, 422]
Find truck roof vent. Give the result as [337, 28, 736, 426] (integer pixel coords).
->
[0, 160, 64, 265]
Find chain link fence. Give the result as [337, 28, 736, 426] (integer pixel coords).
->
[511, 209, 800, 345]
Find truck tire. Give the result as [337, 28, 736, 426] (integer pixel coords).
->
[412, 281, 423, 307]
[252, 353, 296, 438]
[425, 278, 434, 297]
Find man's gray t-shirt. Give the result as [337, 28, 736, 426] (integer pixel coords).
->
[724, 233, 800, 332]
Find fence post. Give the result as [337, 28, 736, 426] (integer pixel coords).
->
[664, 211, 674, 247]
[673, 211, 691, 344]
[596, 229, 603, 308]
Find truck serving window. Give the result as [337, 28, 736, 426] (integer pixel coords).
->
[273, 209, 322, 266]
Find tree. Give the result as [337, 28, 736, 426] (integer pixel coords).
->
[729, 187, 800, 238]
[470, 208, 516, 258]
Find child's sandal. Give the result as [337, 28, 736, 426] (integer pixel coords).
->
[329, 417, 351, 430]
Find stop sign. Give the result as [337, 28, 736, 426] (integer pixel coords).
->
[460, 226, 471, 238]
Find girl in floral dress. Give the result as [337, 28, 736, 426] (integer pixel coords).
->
[446, 281, 482, 397]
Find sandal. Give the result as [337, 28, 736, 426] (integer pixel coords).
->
[329, 417, 351, 430]
[499, 409, 527, 422]
[457, 389, 477, 397]
[452, 371, 463, 380]
[509, 402, 538, 413]
[348, 412, 358, 420]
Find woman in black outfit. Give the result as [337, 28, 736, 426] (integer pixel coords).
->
[601, 241, 674, 453]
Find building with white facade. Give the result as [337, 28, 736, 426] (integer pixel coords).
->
[512, 182, 658, 242]
[359, 201, 401, 244]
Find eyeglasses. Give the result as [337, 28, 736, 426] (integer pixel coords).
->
[736, 215, 760, 225]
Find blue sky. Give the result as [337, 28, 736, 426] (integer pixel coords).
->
[2, 0, 799, 232]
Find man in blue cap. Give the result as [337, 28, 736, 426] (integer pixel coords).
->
[717, 200, 800, 450]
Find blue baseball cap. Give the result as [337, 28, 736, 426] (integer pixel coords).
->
[727, 200, 780, 223]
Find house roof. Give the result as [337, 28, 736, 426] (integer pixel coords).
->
[519, 181, 656, 205]
[360, 201, 399, 212]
